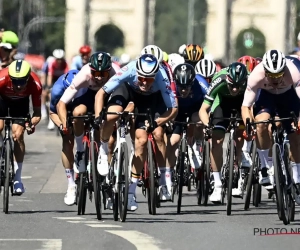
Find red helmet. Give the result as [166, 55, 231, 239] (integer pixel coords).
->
[237, 55, 257, 73]
[79, 45, 92, 55]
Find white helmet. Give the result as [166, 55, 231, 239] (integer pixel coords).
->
[120, 53, 130, 64]
[195, 59, 216, 78]
[136, 54, 159, 77]
[168, 53, 185, 72]
[53, 49, 65, 59]
[141, 45, 163, 63]
[178, 44, 186, 55]
[262, 49, 286, 73]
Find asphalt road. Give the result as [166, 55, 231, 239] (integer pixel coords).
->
[0, 122, 299, 250]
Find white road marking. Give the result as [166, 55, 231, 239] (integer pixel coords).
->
[67, 221, 101, 224]
[53, 217, 85, 220]
[0, 239, 62, 250]
[106, 230, 161, 250]
[86, 224, 122, 228]
[22, 176, 32, 179]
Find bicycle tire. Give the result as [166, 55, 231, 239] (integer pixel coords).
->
[91, 140, 102, 220]
[252, 183, 260, 207]
[177, 138, 186, 214]
[244, 141, 257, 210]
[226, 133, 234, 216]
[203, 140, 210, 206]
[187, 161, 191, 192]
[273, 144, 289, 225]
[148, 139, 157, 215]
[3, 139, 11, 214]
[283, 143, 294, 223]
[118, 142, 129, 222]
[110, 152, 119, 221]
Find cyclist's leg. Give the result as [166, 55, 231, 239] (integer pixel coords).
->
[72, 89, 95, 172]
[209, 104, 227, 202]
[253, 89, 275, 185]
[98, 83, 130, 176]
[10, 97, 29, 194]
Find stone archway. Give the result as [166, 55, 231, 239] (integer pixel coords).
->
[94, 23, 125, 55]
[235, 28, 266, 59]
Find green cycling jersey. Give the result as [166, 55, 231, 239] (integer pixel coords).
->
[203, 68, 247, 111]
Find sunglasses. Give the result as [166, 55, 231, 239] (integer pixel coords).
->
[265, 71, 284, 78]
[226, 76, 244, 88]
[137, 76, 155, 83]
[91, 70, 110, 78]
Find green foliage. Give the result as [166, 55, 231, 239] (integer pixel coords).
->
[154, 0, 207, 53]
[0, 0, 65, 57]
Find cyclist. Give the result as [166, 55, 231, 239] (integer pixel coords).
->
[195, 58, 217, 84]
[49, 69, 83, 205]
[237, 55, 258, 73]
[181, 44, 205, 68]
[241, 50, 300, 204]
[167, 53, 185, 72]
[0, 30, 19, 69]
[94, 54, 178, 211]
[165, 63, 209, 200]
[199, 62, 248, 202]
[57, 52, 120, 176]
[0, 60, 42, 194]
[71, 45, 92, 70]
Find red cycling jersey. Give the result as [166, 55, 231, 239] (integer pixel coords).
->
[48, 59, 69, 82]
[0, 68, 42, 107]
[161, 61, 176, 95]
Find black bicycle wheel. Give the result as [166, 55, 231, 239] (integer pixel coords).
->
[244, 141, 257, 210]
[118, 142, 129, 222]
[148, 140, 157, 215]
[203, 140, 210, 205]
[273, 144, 289, 225]
[91, 140, 102, 220]
[226, 133, 235, 216]
[177, 139, 186, 214]
[187, 161, 191, 192]
[110, 151, 119, 221]
[3, 139, 11, 214]
[283, 143, 294, 223]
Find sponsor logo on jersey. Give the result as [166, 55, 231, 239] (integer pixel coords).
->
[121, 66, 128, 71]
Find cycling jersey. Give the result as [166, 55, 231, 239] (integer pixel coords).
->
[60, 62, 120, 104]
[102, 60, 177, 108]
[204, 68, 246, 107]
[161, 60, 176, 95]
[178, 74, 209, 109]
[48, 59, 69, 82]
[0, 68, 42, 107]
[243, 60, 300, 107]
[50, 70, 84, 113]
[70, 55, 83, 70]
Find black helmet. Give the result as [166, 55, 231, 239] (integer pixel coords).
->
[173, 63, 195, 87]
[227, 62, 248, 86]
[89, 51, 112, 71]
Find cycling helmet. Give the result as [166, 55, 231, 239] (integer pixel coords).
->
[227, 62, 248, 86]
[79, 45, 92, 55]
[182, 44, 205, 63]
[262, 49, 286, 73]
[136, 54, 159, 77]
[63, 70, 79, 89]
[141, 45, 163, 63]
[8, 60, 31, 85]
[178, 44, 186, 55]
[237, 55, 257, 73]
[168, 53, 185, 71]
[89, 51, 112, 71]
[173, 63, 195, 86]
[52, 49, 65, 59]
[163, 51, 169, 62]
[195, 59, 216, 78]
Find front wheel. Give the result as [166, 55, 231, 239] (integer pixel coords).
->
[226, 135, 235, 216]
[177, 139, 186, 214]
[148, 140, 157, 215]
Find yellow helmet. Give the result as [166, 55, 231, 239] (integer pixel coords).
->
[8, 60, 31, 86]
